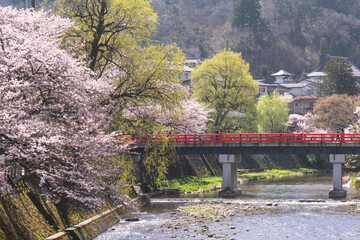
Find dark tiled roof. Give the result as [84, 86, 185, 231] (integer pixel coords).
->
[309, 55, 360, 77]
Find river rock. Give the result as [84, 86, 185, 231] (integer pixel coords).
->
[198, 188, 205, 193]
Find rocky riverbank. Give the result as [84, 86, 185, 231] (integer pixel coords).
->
[158, 200, 360, 239]
[162, 202, 269, 229]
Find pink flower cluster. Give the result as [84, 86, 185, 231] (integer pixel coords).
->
[0, 7, 128, 207]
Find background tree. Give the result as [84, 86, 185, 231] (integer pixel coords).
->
[300, 71, 309, 81]
[231, 0, 262, 31]
[256, 91, 289, 133]
[191, 49, 258, 133]
[312, 94, 357, 131]
[318, 37, 328, 65]
[320, 57, 358, 96]
[146, 0, 360, 77]
[260, 64, 274, 83]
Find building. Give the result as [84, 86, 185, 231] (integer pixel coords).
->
[281, 80, 319, 96]
[256, 80, 290, 97]
[184, 59, 201, 69]
[271, 70, 295, 84]
[180, 65, 193, 87]
[289, 96, 317, 115]
[308, 55, 360, 83]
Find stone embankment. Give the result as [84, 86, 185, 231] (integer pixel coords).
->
[0, 176, 149, 240]
[44, 195, 150, 240]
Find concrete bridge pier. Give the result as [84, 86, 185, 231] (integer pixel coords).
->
[329, 154, 346, 199]
[218, 154, 241, 197]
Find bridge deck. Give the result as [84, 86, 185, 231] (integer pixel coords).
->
[126, 133, 360, 155]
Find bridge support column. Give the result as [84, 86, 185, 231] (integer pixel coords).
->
[329, 154, 346, 199]
[218, 154, 241, 197]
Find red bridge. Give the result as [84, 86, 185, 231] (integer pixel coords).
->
[128, 133, 355, 198]
[132, 132, 355, 144]
[130, 132, 360, 155]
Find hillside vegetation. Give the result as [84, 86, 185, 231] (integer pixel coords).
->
[152, 0, 360, 77]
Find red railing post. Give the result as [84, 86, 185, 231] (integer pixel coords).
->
[341, 132, 345, 143]
[219, 132, 223, 143]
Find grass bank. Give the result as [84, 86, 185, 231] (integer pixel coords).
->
[160, 168, 318, 193]
[160, 175, 223, 193]
[239, 168, 318, 180]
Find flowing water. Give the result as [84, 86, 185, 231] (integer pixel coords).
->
[95, 174, 360, 240]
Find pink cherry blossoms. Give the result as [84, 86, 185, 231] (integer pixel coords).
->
[287, 113, 326, 133]
[123, 98, 209, 134]
[0, 7, 128, 207]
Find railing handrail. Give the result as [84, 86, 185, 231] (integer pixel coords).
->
[127, 133, 360, 144]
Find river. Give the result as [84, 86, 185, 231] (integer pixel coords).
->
[95, 174, 360, 240]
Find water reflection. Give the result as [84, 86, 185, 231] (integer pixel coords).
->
[179, 174, 360, 200]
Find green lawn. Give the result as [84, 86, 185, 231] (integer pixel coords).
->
[160, 168, 318, 193]
[160, 175, 222, 192]
[239, 168, 318, 180]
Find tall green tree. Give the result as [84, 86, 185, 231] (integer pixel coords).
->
[320, 57, 358, 96]
[53, 0, 187, 110]
[318, 37, 328, 65]
[231, 0, 262, 30]
[256, 91, 289, 133]
[54, 0, 158, 75]
[191, 49, 258, 132]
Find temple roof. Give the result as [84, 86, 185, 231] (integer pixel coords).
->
[280, 81, 312, 88]
[308, 55, 360, 78]
[271, 70, 294, 76]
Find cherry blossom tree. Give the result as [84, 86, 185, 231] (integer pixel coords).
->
[0, 7, 129, 208]
[287, 113, 325, 133]
[122, 98, 209, 135]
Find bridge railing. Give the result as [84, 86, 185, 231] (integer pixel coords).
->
[130, 133, 360, 144]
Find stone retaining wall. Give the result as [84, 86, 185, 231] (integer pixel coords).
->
[44, 195, 149, 240]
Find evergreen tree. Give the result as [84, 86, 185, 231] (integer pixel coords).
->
[329, 38, 341, 56]
[318, 37, 328, 65]
[260, 65, 268, 79]
[231, 0, 262, 30]
[300, 71, 309, 81]
[321, 58, 358, 96]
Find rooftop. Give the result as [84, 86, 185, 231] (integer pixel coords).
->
[291, 96, 317, 101]
[280, 81, 313, 88]
[308, 55, 360, 78]
[271, 70, 294, 76]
